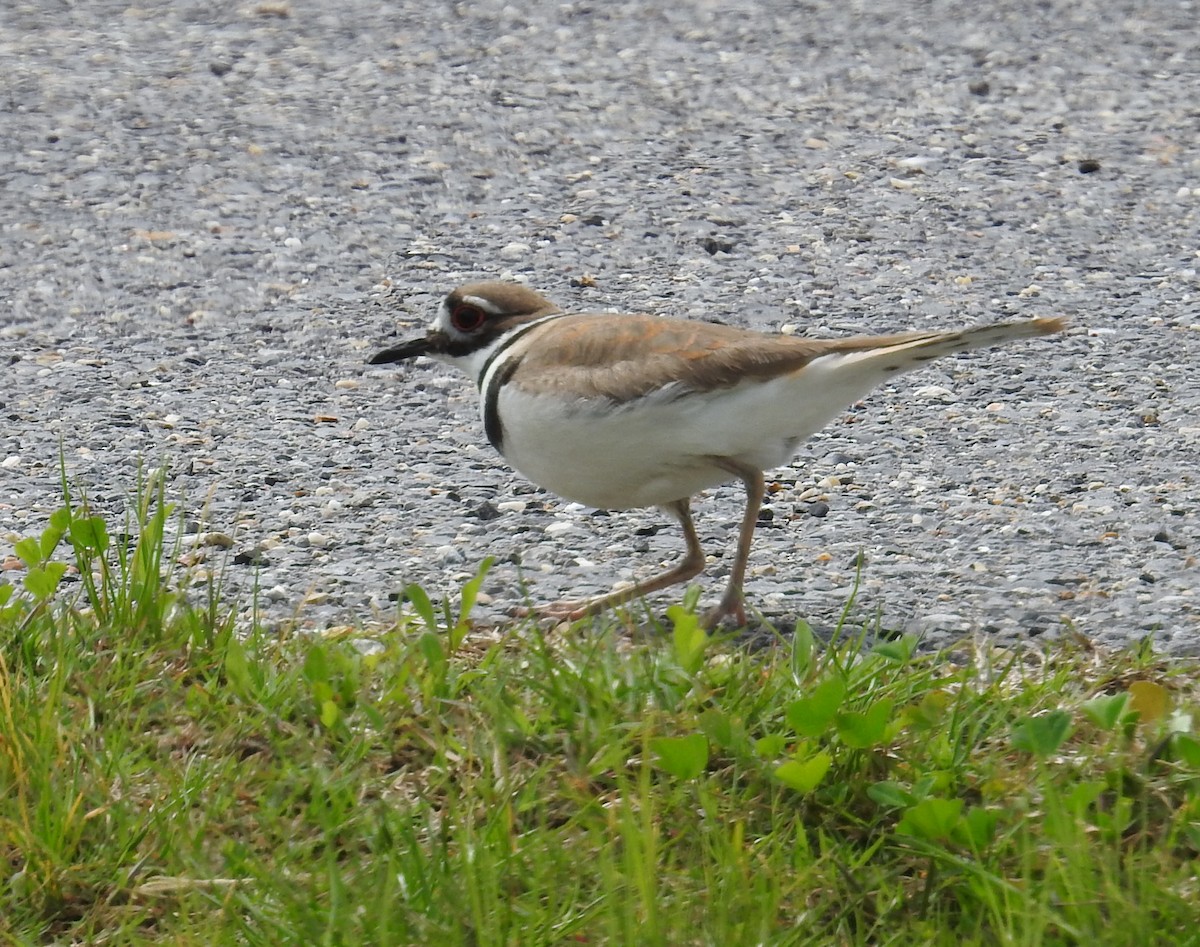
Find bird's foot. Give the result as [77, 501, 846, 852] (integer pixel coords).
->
[700, 594, 747, 631]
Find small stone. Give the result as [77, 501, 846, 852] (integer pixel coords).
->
[435, 544, 465, 564]
[471, 501, 503, 521]
[913, 385, 953, 401]
[499, 242, 530, 260]
[702, 236, 735, 255]
[233, 549, 270, 567]
[895, 156, 935, 174]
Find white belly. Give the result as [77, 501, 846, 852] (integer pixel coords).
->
[492, 368, 858, 509]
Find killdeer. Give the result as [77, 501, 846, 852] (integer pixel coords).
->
[370, 281, 1066, 628]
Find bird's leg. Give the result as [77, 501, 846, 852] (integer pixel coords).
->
[700, 460, 766, 630]
[518, 498, 706, 621]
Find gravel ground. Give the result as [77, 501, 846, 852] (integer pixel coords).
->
[2, 0, 1197, 651]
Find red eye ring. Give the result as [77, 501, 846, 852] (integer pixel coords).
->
[450, 303, 487, 333]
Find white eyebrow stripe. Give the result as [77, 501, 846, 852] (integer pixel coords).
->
[461, 294, 505, 314]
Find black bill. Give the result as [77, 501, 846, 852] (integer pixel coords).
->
[367, 336, 433, 364]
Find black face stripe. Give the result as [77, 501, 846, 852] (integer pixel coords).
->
[483, 355, 523, 453]
[443, 324, 509, 360]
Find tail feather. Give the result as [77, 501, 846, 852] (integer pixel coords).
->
[778, 316, 1068, 434]
[818, 316, 1068, 375]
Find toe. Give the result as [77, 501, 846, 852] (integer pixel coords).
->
[701, 599, 747, 630]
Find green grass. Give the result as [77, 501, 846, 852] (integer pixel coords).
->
[2, 474, 1199, 945]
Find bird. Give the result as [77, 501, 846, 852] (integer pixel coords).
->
[369, 281, 1067, 629]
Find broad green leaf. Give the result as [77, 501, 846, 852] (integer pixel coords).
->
[309, 680, 334, 705]
[956, 806, 999, 849]
[1011, 710, 1072, 757]
[786, 676, 847, 737]
[23, 562, 67, 599]
[897, 798, 963, 841]
[791, 619, 815, 679]
[914, 772, 953, 797]
[837, 697, 894, 749]
[868, 781, 917, 809]
[457, 557, 493, 624]
[223, 636, 253, 697]
[320, 699, 341, 729]
[911, 689, 952, 729]
[670, 607, 709, 675]
[14, 537, 40, 568]
[404, 583, 437, 632]
[70, 514, 110, 553]
[775, 752, 832, 793]
[303, 645, 331, 684]
[1063, 780, 1105, 815]
[699, 708, 735, 748]
[418, 631, 446, 671]
[1169, 733, 1200, 769]
[755, 733, 789, 758]
[650, 733, 709, 780]
[1081, 692, 1131, 731]
[39, 519, 67, 559]
[873, 634, 917, 662]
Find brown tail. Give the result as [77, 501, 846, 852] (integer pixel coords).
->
[822, 316, 1069, 374]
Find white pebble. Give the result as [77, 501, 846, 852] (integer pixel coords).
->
[499, 242, 530, 260]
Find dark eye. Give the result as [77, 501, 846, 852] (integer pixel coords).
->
[450, 303, 487, 333]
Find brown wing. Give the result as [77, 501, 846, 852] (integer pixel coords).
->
[509, 313, 938, 402]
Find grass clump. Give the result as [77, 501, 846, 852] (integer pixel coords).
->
[1, 475, 1198, 945]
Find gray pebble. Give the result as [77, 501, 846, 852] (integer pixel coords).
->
[0, 0, 1196, 652]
